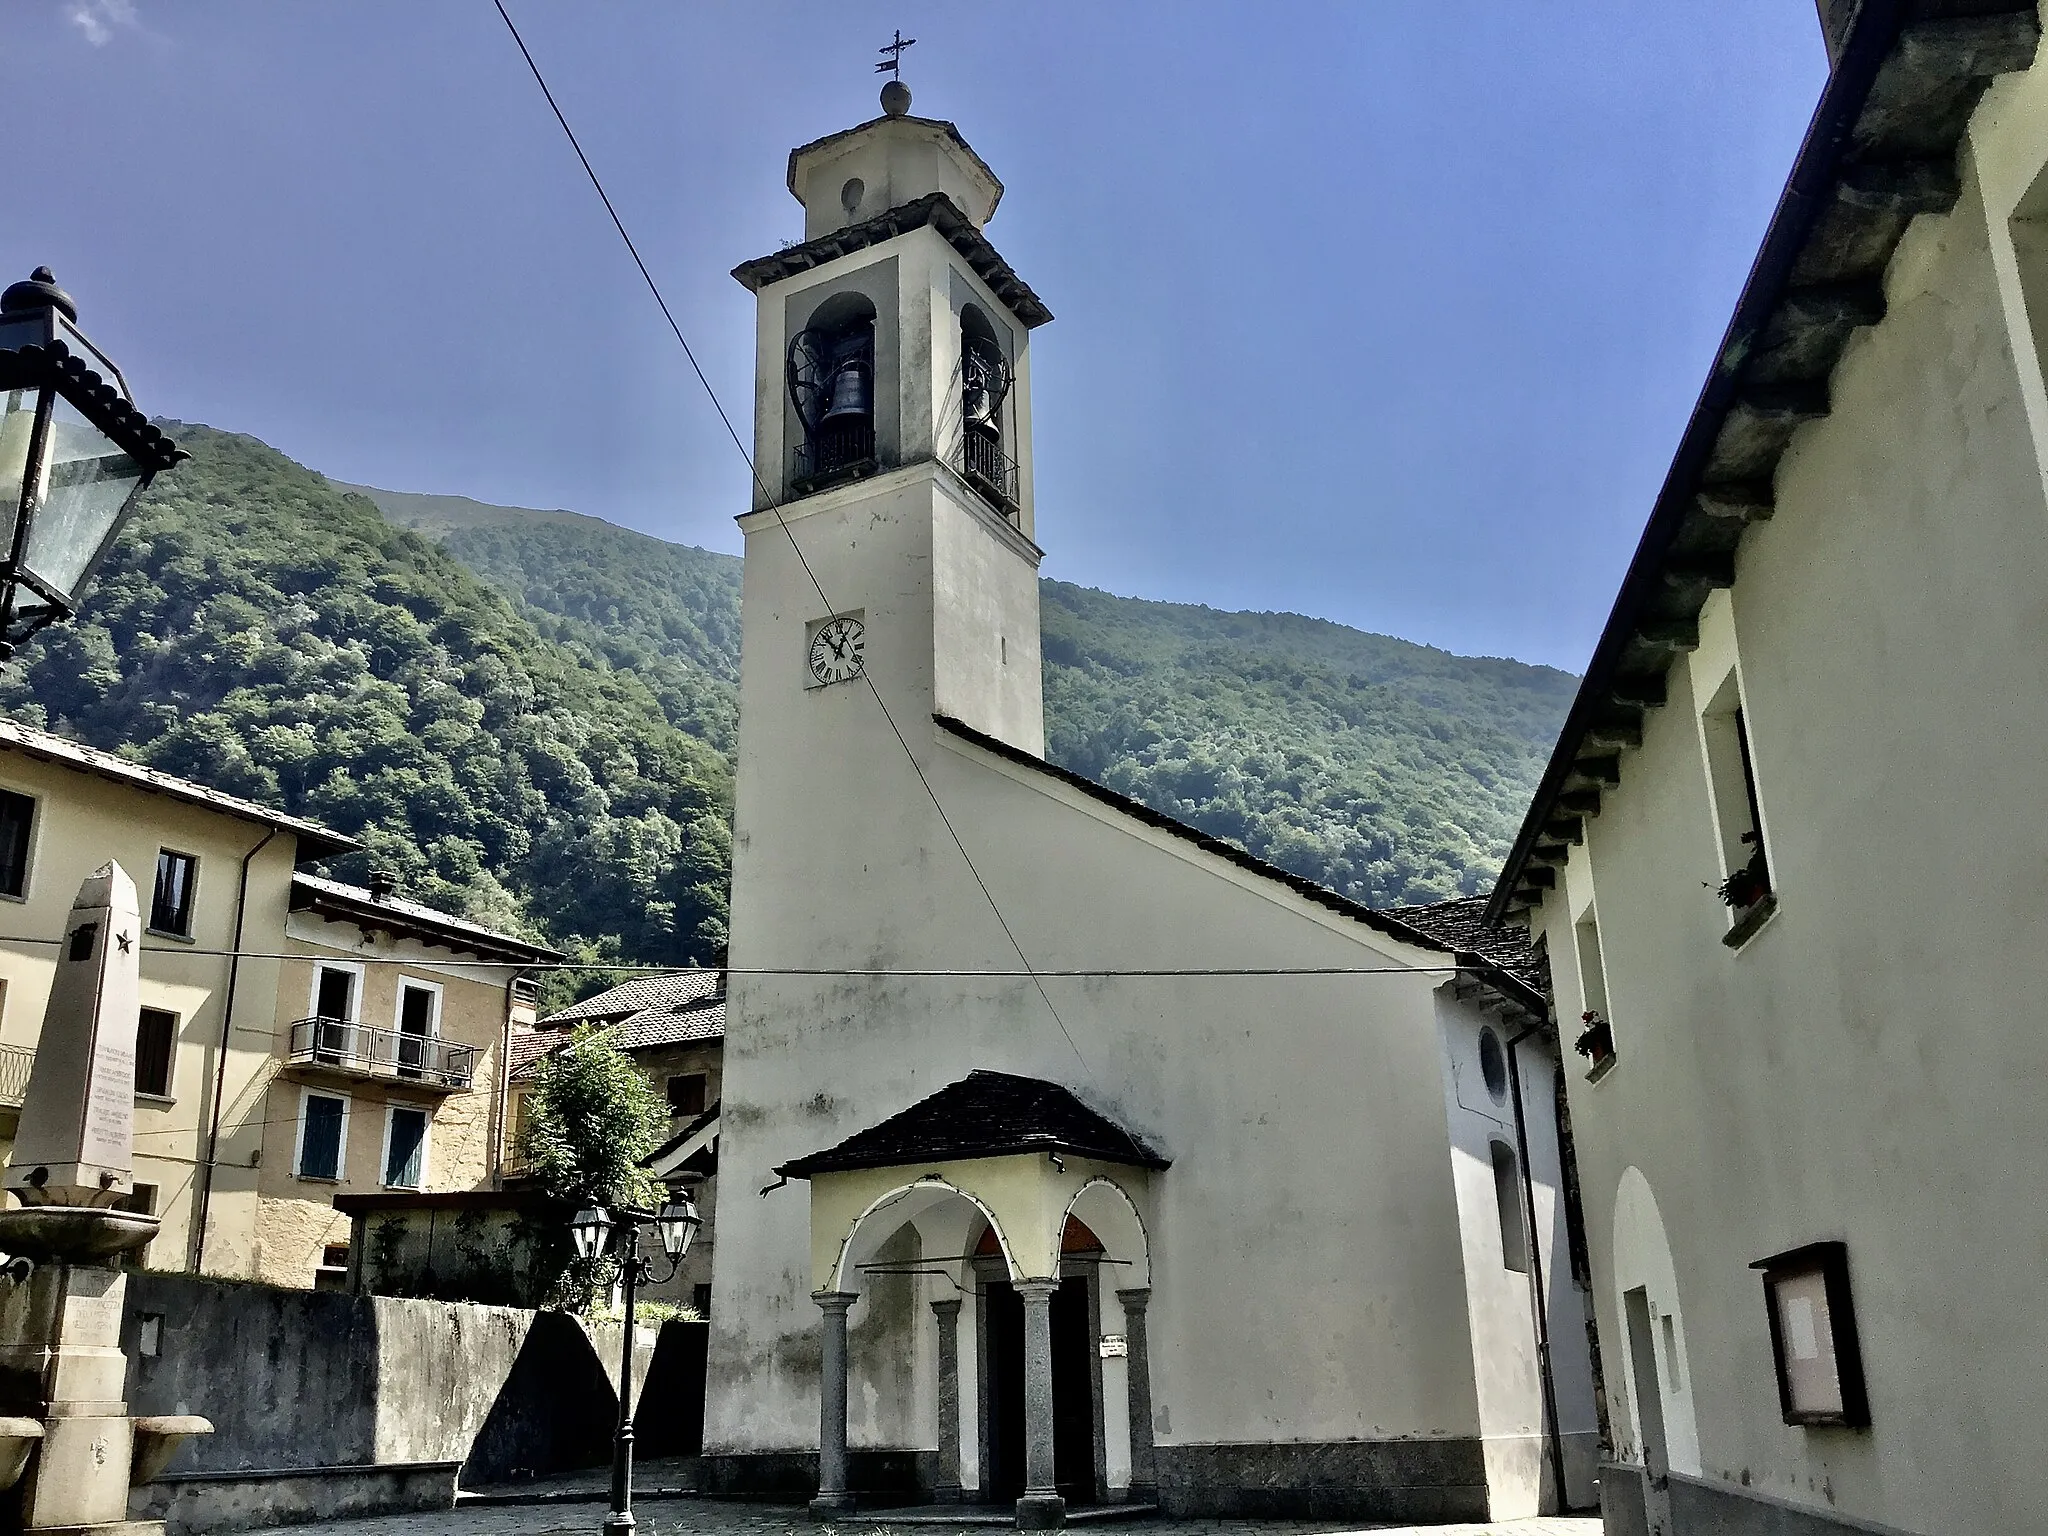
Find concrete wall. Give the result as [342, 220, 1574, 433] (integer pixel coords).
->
[0, 745, 303, 1277]
[120, 1272, 686, 1504]
[1529, 52, 2048, 1536]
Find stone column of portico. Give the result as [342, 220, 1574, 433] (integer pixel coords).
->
[1014, 1279, 1065, 1529]
[930, 1297, 964, 1502]
[1115, 1288, 1157, 1504]
[811, 1291, 859, 1519]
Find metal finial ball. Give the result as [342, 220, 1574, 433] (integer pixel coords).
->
[1, 268, 76, 322]
[880, 80, 911, 117]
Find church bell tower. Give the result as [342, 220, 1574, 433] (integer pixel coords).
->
[728, 78, 1053, 762]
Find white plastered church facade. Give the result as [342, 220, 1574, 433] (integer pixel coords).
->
[701, 86, 1599, 1526]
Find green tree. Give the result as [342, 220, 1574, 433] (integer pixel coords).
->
[516, 1026, 667, 1210]
[514, 1026, 669, 1310]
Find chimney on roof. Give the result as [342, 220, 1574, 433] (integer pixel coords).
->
[1814, 0, 1858, 66]
[367, 869, 397, 902]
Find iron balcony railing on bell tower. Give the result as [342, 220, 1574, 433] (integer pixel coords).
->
[952, 427, 1019, 521]
[791, 418, 878, 494]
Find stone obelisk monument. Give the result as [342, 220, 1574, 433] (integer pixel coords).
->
[0, 864, 210, 1535]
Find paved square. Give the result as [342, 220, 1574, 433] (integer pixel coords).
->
[278, 1498, 1599, 1536]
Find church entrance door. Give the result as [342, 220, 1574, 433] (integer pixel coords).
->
[982, 1275, 1095, 1503]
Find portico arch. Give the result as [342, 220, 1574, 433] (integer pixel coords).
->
[780, 1070, 1168, 1528]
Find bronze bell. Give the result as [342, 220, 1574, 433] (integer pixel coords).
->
[820, 358, 871, 423]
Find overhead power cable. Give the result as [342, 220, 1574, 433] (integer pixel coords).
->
[0, 931, 1474, 978]
[489, 2, 1095, 1072]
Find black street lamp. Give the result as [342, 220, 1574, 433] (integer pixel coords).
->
[570, 1192, 702, 1536]
[0, 268, 184, 656]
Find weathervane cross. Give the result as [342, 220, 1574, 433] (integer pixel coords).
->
[876, 29, 917, 78]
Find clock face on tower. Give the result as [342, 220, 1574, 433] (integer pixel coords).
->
[808, 614, 866, 686]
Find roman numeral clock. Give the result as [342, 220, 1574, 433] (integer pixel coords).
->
[808, 614, 865, 686]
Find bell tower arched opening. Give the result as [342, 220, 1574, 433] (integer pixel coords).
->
[789, 290, 879, 494]
[956, 302, 1017, 517]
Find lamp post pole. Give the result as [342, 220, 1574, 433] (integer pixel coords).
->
[571, 1196, 699, 1536]
[605, 1216, 643, 1536]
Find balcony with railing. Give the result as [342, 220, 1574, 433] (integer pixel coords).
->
[791, 419, 877, 496]
[953, 428, 1019, 521]
[0, 1044, 34, 1109]
[285, 1019, 475, 1093]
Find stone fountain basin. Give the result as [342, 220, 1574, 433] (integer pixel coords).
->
[131, 1415, 213, 1485]
[0, 1206, 159, 1265]
[0, 1416, 42, 1491]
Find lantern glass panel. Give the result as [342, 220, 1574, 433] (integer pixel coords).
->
[570, 1206, 612, 1261]
[655, 1196, 700, 1260]
[27, 394, 144, 601]
[0, 387, 43, 553]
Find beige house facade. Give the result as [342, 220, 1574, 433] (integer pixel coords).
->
[1490, 6, 2048, 1535]
[0, 716, 553, 1286]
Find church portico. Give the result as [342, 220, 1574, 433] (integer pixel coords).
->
[781, 1073, 1164, 1527]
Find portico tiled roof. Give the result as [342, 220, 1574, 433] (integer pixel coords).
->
[0, 716, 357, 860]
[1487, 2, 2041, 924]
[776, 1069, 1169, 1179]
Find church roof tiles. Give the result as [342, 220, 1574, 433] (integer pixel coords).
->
[775, 1069, 1168, 1179]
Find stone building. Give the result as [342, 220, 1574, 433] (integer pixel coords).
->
[1488, 5, 2048, 1534]
[0, 715, 553, 1285]
[510, 970, 726, 1310]
[701, 84, 1600, 1524]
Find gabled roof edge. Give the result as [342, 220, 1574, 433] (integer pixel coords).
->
[934, 714, 1546, 1017]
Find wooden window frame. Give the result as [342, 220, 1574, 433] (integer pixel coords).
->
[0, 786, 37, 901]
[380, 1103, 431, 1191]
[135, 1006, 177, 1099]
[149, 848, 200, 938]
[295, 1087, 351, 1183]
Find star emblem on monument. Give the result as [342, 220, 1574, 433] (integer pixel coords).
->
[116, 931, 132, 954]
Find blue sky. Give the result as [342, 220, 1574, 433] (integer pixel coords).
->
[8, 2, 1827, 671]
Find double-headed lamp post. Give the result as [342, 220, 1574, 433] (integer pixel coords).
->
[571, 1192, 701, 1536]
[0, 267, 185, 656]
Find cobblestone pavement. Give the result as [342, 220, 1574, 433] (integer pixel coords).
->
[278, 1496, 1600, 1536]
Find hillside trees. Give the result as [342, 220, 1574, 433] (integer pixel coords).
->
[0, 425, 730, 965]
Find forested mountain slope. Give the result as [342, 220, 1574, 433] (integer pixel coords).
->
[0, 423, 1570, 977]
[352, 484, 1574, 907]
[0, 425, 732, 969]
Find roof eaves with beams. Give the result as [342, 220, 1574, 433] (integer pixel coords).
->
[0, 717, 357, 861]
[1487, 2, 2041, 926]
[290, 874, 562, 965]
[935, 714, 1546, 1018]
[732, 191, 1053, 329]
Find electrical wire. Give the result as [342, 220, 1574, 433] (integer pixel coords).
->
[489, 2, 1097, 1073]
[0, 930, 1471, 977]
